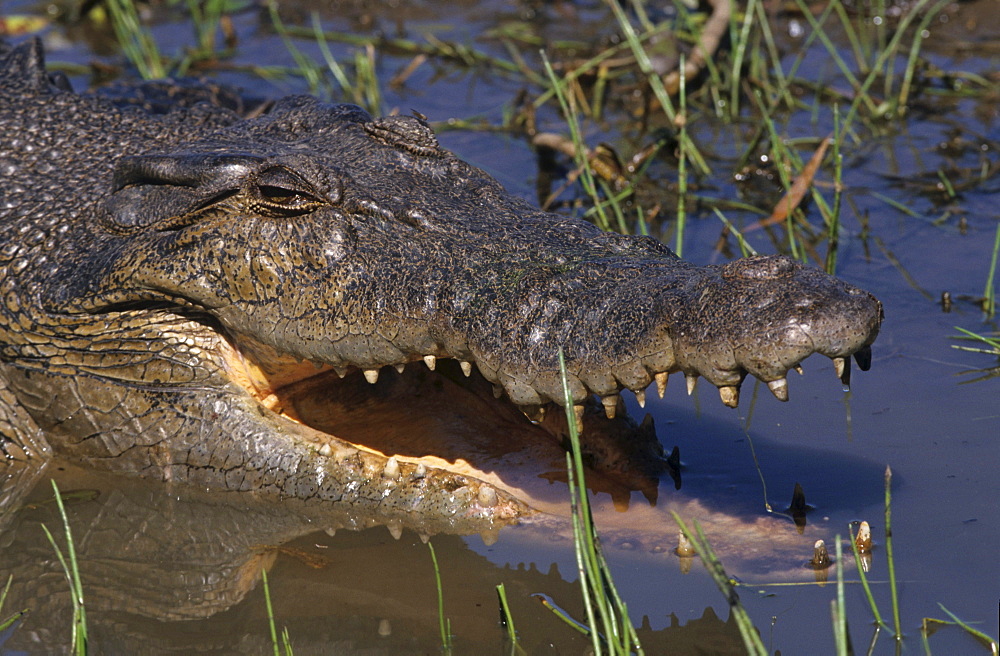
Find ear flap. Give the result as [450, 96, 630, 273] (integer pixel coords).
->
[103, 153, 263, 233]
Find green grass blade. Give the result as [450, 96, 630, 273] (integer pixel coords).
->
[0, 574, 27, 634]
[934, 604, 999, 652]
[983, 223, 1000, 317]
[427, 542, 452, 653]
[884, 466, 902, 640]
[40, 480, 87, 656]
[261, 568, 281, 656]
[848, 523, 888, 631]
[831, 535, 849, 656]
[105, 0, 166, 79]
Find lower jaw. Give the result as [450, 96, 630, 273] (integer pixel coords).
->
[261, 359, 666, 515]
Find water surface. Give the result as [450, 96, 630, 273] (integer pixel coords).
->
[1, 0, 997, 653]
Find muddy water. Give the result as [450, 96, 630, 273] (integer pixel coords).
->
[1, 0, 998, 653]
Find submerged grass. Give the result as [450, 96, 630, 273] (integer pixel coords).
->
[552, 348, 644, 655]
[39, 480, 87, 656]
[262, 568, 294, 656]
[495, 583, 527, 655]
[0, 575, 25, 635]
[428, 541, 453, 654]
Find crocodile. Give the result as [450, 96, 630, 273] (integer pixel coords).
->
[0, 39, 881, 531]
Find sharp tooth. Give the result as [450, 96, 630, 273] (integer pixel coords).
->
[836, 356, 851, 387]
[767, 377, 789, 402]
[685, 373, 697, 395]
[855, 520, 873, 553]
[387, 523, 403, 541]
[719, 385, 739, 408]
[382, 456, 400, 479]
[363, 369, 380, 384]
[423, 355, 436, 370]
[573, 404, 585, 432]
[477, 486, 498, 508]
[655, 372, 669, 398]
[395, 363, 405, 374]
[794, 365, 804, 375]
[602, 394, 619, 419]
[459, 360, 473, 377]
[635, 389, 646, 408]
[318, 443, 333, 456]
[833, 357, 847, 379]
[334, 366, 349, 378]
[492, 384, 504, 399]
[810, 540, 830, 568]
[854, 345, 872, 371]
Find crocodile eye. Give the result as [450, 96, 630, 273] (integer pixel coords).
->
[253, 166, 324, 216]
[258, 185, 317, 207]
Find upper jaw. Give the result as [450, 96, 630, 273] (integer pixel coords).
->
[220, 251, 881, 416]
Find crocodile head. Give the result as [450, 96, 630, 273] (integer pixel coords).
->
[1, 41, 881, 531]
[88, 99, 881, 404]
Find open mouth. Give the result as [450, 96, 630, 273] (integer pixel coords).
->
[211, 326, 678, 516]
[212, 329, 555, 514]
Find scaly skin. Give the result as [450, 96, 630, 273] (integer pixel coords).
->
[0, 40, 881, 530]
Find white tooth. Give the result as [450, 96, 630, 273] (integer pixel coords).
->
[318, 443, 332, 457]
[767, 378, 789, 402]
[378, 619, 392, 637]
[635, 389, 646, 408]
[719, 385, 739, 408]
[477, 486, 498, 508]
[833, 357, 847, 379]
[655, 372, 668, 398]
[855, 521, 872, 553]
[602, 395, 619, 419]
[810, 540, 830, 568]
[387, 523, 403, 541]
[395, 363, 405, 374]
[324, 527, 337, 537]
[794, 365, 804, 375]
[685, 373, 697, 395]
[364, 369, 380, 384]
[334, 366, 348, 378]
[423, 355, 436, 370]
[382, 456, 400, 479]
[459, 360, 473, 377]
